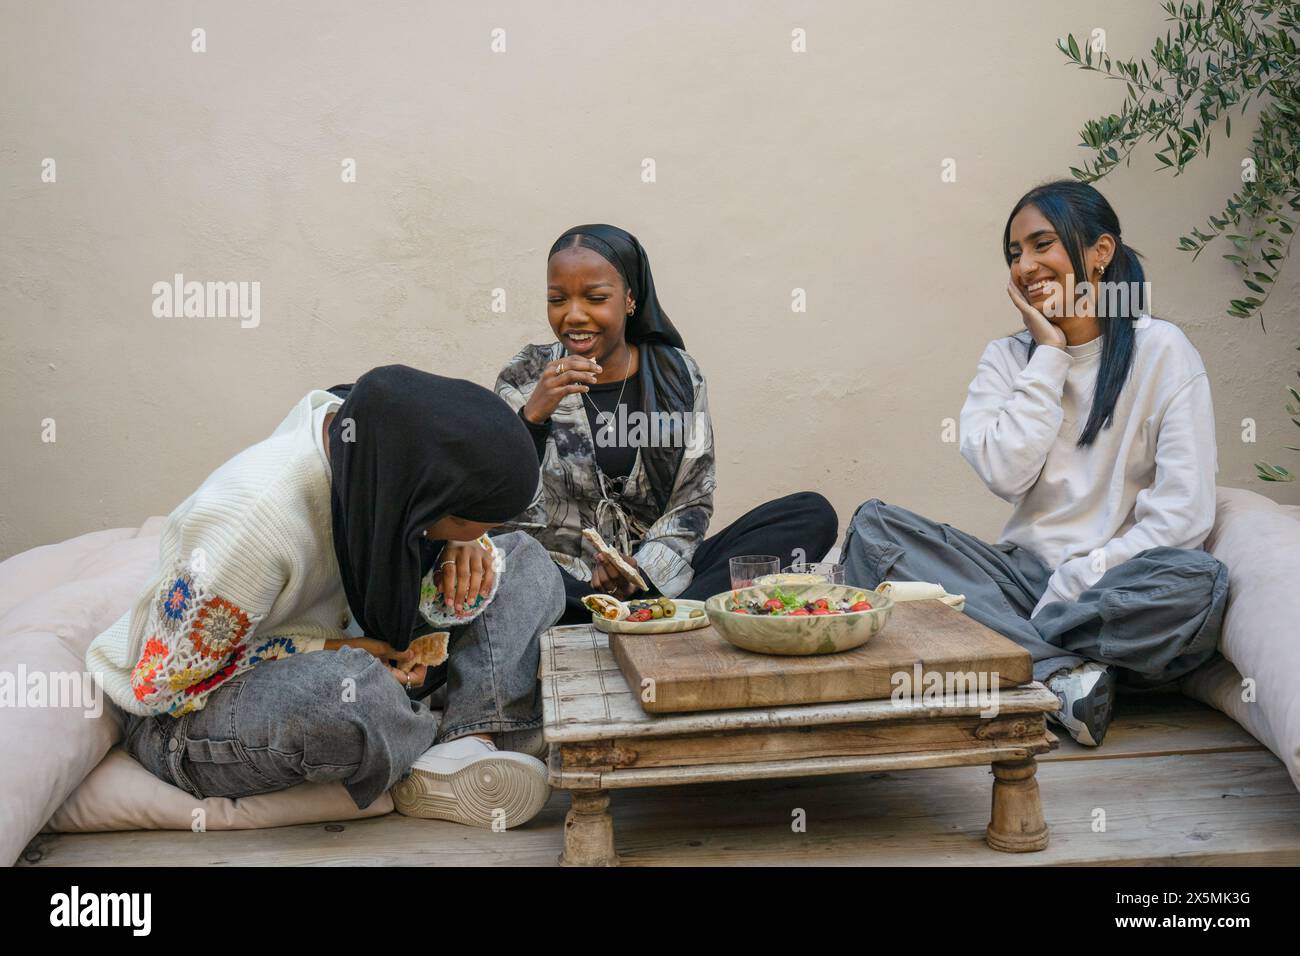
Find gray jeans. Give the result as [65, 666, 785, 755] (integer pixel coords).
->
[121, 532, 564, 809]
[841, 498, 1228, 687]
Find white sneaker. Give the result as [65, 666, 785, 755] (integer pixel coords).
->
[1046, 662, 1116, 747]
[391, 736, 550, 829]
[498, 726, 548, 760]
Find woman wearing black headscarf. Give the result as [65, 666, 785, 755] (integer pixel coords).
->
[103, 366, 565, 830]
[326, 366, 541, 652]
[495, 224, 838, 622]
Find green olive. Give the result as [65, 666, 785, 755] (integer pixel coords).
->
[660, 600, 676, 616]
[650, 605, 665, 619]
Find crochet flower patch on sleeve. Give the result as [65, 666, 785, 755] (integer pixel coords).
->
[248, 635, 301, 665]
[419, 535, 505, 628]
[130, 564, 264, 714]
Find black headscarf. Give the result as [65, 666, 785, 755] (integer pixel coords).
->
[326, 365, 540, 651]
[549, 224, 694, 512]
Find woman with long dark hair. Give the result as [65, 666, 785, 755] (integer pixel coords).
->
[842, 181, 1228, 747]
[495, 223, 838, 623]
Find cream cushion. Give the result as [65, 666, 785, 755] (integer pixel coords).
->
[44, 747, 391, 833]
[1181, 487, 1300, 791]
[0, 519, 390, 866]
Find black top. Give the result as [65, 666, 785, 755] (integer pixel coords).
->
[520, 369, 643, 480]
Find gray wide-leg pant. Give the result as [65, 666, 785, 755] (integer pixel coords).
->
[122, 532, 564, 809]
[840, 498, 1228, 687]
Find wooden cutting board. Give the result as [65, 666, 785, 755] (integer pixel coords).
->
[608, 599, 1033, 713]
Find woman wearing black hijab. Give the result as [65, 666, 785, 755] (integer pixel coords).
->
[495, 224, 838, 622]
[108, 366, 565, 830]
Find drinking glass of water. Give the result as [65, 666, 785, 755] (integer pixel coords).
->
[781, 561, 845, 585]
[729, 555, 781, 590]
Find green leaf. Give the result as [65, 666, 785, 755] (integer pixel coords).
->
[1068, 34, 1081, 61]
[1255, 462, 1295, 482]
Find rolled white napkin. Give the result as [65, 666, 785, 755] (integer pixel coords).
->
[877, 580, 966, 612]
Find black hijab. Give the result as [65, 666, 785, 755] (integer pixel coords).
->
[549, 224, 694, 513]
[326, 365, 539, 651]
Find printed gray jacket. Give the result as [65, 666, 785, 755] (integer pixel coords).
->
[494, 342, 716, 597]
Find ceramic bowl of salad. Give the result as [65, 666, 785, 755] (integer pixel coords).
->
[704, 582, 893, 656]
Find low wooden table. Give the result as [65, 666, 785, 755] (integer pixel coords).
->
[541, 608, 1060, 866]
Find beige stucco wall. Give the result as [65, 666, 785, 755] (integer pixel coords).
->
[2, 0, 1297, 562]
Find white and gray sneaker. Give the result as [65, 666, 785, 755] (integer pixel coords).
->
[1046, 661, 1116, 747]
[391, 736, 550, 828]
[498, 726, 548, 760]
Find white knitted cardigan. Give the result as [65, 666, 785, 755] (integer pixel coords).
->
[87, 390, 353, 717]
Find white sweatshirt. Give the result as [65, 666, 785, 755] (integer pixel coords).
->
[959, 316, 1218, 617]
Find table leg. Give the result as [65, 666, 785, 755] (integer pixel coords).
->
[559, 789, 619, 866]
[985, 757, 1049, 852]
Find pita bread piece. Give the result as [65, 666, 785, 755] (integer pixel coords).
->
[582, 527, 649, 592]
[401, 631, 450, 671]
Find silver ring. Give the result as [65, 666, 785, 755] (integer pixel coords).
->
[439, 560, 456, 569]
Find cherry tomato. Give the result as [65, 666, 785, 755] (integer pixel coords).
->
[629, 608, 653, 622]
[789, 608, 810, 616]
[849, 600, 873, 612]
[733, 608, 750, 614]
[811, 608, 832, 615]
[813, 598, 829, 610]
[763, 598, 785, 612]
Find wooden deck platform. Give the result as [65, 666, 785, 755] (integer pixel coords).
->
[20, 693, 1300, 866]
